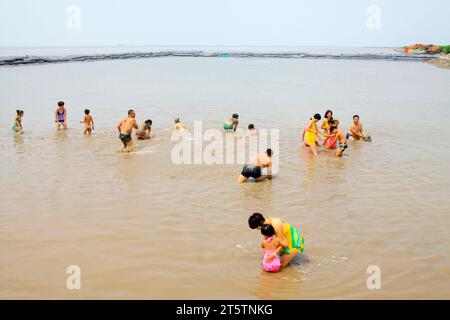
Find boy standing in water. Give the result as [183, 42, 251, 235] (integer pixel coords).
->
[55, 101, 67, 130]
[223, 113, 239, 132]
[347, 115, 371, 142]
[117, 109, 138, 152]
[330, 126, 348, 157]
[12, 110, 24, 134]
[81, 109, 94, 135]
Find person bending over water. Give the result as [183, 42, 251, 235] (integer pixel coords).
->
[323, 119, 339, 149]
[260, 224, 286, 272]
[81, 109, 94, 135]
[238, 149, 273, 183]
[347, 115, 371, 142]
[330, 126, 348, 157]
[173, 118, 187, 131]
[136, 119, 152, 140]
[117, 109, 138, 152]
[303, 113, 323, 156]
[249, 212, 304, 268]
[12, 110, 24, 134]
[223, 113, 239, 132]
[55, 101, 67, 130]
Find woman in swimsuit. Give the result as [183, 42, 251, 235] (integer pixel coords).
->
[55, 101, 67, 130]
[12, 110, 24, 134]
[249, 212, 305, 268]
[304, 113, 322, 156]
[321, 109, 333, 146]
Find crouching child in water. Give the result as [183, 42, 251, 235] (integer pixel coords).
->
[260, 224, 287, 272]
[13, 110, 24, 134]
[330, 126, 348, 157]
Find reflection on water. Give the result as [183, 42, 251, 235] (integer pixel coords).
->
[1, 56, 450, 299]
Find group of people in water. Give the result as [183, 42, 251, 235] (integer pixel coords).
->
[12, 103, 371, 273]
[302, 109, 371, 157]
[12, 103, 370, 184]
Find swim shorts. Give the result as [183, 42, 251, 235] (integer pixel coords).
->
[223, 123, 234, 130]
[241, 165, 262, 179]
[338, 142, 348, 151]
[119, 133, 132, 143]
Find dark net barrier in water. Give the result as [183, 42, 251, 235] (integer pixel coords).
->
[0, 50, 436, 67]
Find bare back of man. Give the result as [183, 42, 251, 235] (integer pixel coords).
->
[117, 110, 138, 152]
[238, 149, 273, 183]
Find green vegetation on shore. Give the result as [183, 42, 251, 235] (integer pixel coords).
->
[402, 44, 450, 54]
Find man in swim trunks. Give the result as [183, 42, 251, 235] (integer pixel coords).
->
[248, 212, 305, 268]
[136, 119, 152, 140]
[117, 109, 138, 152]
[347, 115, 371, 142]
[330, 126, 348, 157]
[238, 149, 273, 183]
[223, 113, 239, 132]
[55, 101, 67, 130]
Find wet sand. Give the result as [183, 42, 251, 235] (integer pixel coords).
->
[426, 58, 450, 70]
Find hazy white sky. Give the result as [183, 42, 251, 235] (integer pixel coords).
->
[0, 0, 449, 47]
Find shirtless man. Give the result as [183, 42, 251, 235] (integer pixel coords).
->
[248, 212, 305, 268]
[117, 109, 138, 152]
[347, 115, 371, 142]
[330, 126, 348, 157]
[238, 149, 273, 183]
[136, 119, 152, 140]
